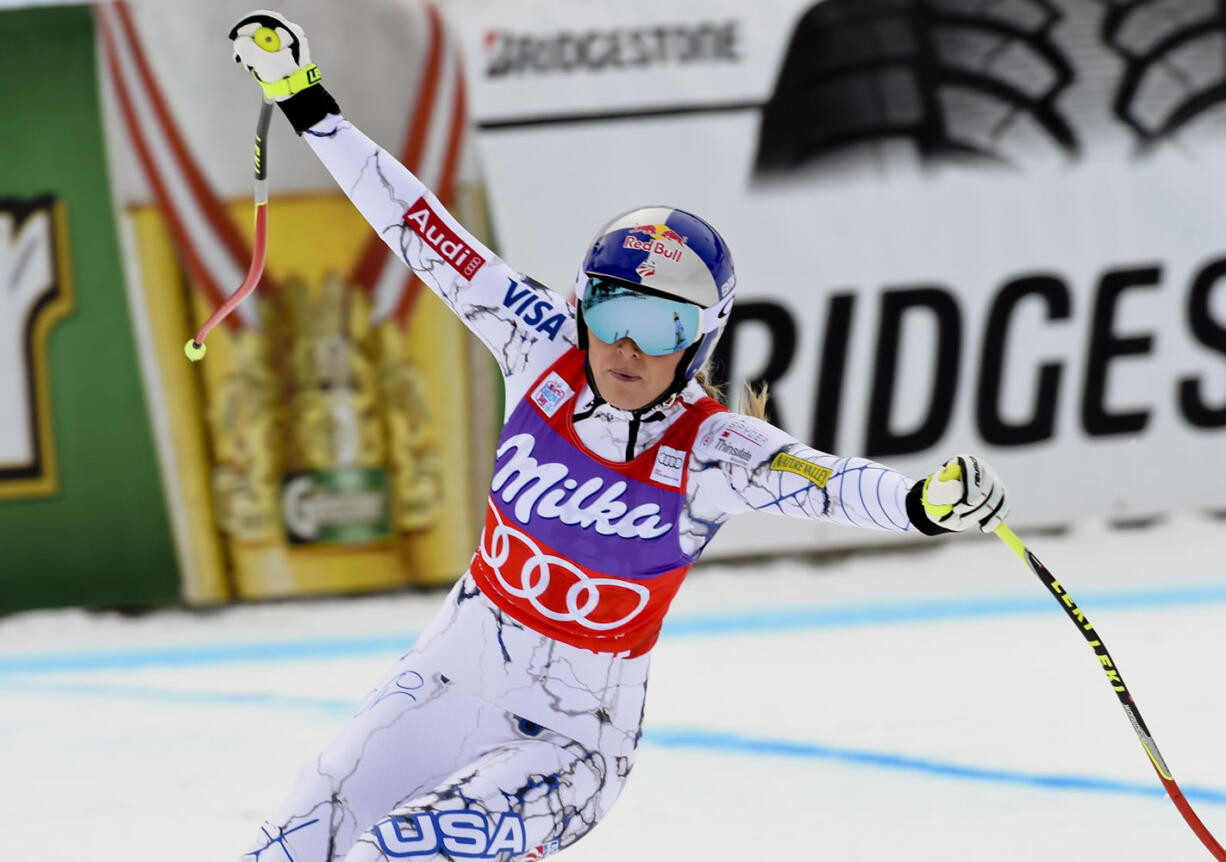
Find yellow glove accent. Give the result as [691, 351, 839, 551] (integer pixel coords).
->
[254, 63, 321, 98]
[921, 461, 962, 520]
[253, 26, 281, 53]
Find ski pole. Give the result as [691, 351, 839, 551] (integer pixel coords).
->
[994, 523, 1226, 860]
[184, 97, 274, 361]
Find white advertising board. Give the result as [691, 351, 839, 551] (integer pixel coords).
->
[438, 0, 1226, 556]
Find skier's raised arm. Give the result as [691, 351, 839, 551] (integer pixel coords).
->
[231, 10, 575, 384]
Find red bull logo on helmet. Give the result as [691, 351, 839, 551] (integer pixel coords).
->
[632, 224, 691, 244]
[623, 223, 687, 262]
[626, 224, 688, 245]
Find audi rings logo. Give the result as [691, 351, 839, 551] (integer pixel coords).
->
[656, 451, 683, 470]
[480, 503, 649, 631]
[650, 444, 686, 488]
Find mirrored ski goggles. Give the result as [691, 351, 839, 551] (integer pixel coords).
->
[581, 278, 703, 356]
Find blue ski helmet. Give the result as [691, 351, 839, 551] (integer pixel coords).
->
[576, 205, 735, 391]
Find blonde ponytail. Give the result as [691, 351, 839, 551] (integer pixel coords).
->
[739, 380, 770, 420]
[693, 369, 770, 420]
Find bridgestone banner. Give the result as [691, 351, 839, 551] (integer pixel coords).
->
[446, 0, 1226, 554]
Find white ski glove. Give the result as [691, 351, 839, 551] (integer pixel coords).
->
[230, 10, 320, 101]
[917, 454, 1009, 533]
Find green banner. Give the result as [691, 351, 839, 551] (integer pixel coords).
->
[0, 5, 178, 614]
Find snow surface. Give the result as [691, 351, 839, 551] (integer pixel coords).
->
[3, 513, 1225, 860]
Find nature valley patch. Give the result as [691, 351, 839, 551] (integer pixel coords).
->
[770, 452, 832, 488]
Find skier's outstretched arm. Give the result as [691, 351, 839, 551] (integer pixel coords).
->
[229, 10, 576, 381]
[689, 411, 1008, 535]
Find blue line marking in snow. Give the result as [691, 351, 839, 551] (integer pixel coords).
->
[5, 675, 1226, 807]
[644, 728, 1226, 806]
[3, 582, 1225, 677]
[661, 582, 1226, 637]
[1, 679, 359, 712]
[0, 635, 412, 676]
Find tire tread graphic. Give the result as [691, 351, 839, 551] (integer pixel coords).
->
[1100, 0, 1226, 145]
[755, 0, 1079, 171]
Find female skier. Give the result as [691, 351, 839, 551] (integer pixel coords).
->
[230, 11, 1009, 862]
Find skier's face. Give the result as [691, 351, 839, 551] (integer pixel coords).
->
[586, 332, 685, 411]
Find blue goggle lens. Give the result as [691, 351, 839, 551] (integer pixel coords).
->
[581, 278, 702, 356]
